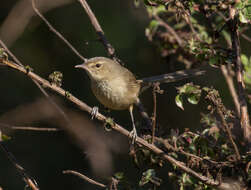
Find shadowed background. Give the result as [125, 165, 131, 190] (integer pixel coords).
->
[0, 0, 248, 189]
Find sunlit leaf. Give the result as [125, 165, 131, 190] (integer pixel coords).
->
[175, 94, 184, 110]
[187, 93, 200, 104]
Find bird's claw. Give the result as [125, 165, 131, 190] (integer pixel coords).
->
[91, 106, 99, 120]
[129, 128, 138, 145]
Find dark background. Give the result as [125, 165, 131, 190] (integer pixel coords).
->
[0, 1, 249, 190]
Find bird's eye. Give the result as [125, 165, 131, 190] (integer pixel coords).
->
[95, 63, 102, 68]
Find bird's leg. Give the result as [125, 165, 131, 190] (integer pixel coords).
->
[129, 105, 137, 144]
[91, 106, 99, 120]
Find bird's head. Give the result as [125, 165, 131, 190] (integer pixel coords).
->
[75, 57, 119, 81]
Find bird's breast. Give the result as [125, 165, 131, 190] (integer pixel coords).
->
[91, 78, 139, 110]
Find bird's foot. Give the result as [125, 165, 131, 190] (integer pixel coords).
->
[129, 128, 138, 145]
[91, 106, 99, 120]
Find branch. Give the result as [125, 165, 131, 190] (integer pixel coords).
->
[230, 13, 251, 149]
[63, 170, 106, 188]
[140, 68, 205, 84]
[78, 0, 115, 58]
[0, 53, 220, 187]
[220, 65, 240, 117]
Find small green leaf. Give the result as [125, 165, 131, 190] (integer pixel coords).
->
[187, 93, 200, 104]
[1, 134, 11, 141]
[175, 94, 184, 110]
[150, 19, 159, 29]
[139, 169, 155, 186]
[114, 172, 124, 180]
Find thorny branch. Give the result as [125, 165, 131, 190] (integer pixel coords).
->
[0, 50, 222, 187]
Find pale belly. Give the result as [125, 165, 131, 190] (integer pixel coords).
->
[91, 79, 138, 110]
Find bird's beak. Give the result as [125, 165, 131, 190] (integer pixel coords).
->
[75, 63, 87, 70]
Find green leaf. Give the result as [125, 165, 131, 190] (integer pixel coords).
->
[178, 83, 201, 94]
[1, 134, 11, 141]
[139, 169, 155, 186]
[187, 93, 200, 104]
[114, 172, 124, 180]
[155, 5, 166, 14]
[149, 20, 159, 31]
[175, 94, 184, 110]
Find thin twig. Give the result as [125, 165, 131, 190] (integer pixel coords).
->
[153, 15, 184, 47]
[220, 65, 240, 117]
[241, 33, 251, 43]
[0, 39, 23, 66]
[179, 3, 202, 42]
[63, 170, 106, 188]
[152, 84, 157, 144]
[78, 0, 115, 58]
[31, 0, 87, 62]
[0, 55, 221, 187]
[217, 107, 241, 161]
[0, 123, 60, 132]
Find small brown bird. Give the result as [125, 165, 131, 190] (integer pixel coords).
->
[75, 57, 141, 142]
[75, 57, 205, 143]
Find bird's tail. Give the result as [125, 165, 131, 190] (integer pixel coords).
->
[135, 98, 152, 131]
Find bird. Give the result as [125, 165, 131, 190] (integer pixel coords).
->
[75, 57, 205, 144]
[75, 57, 143, 143]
